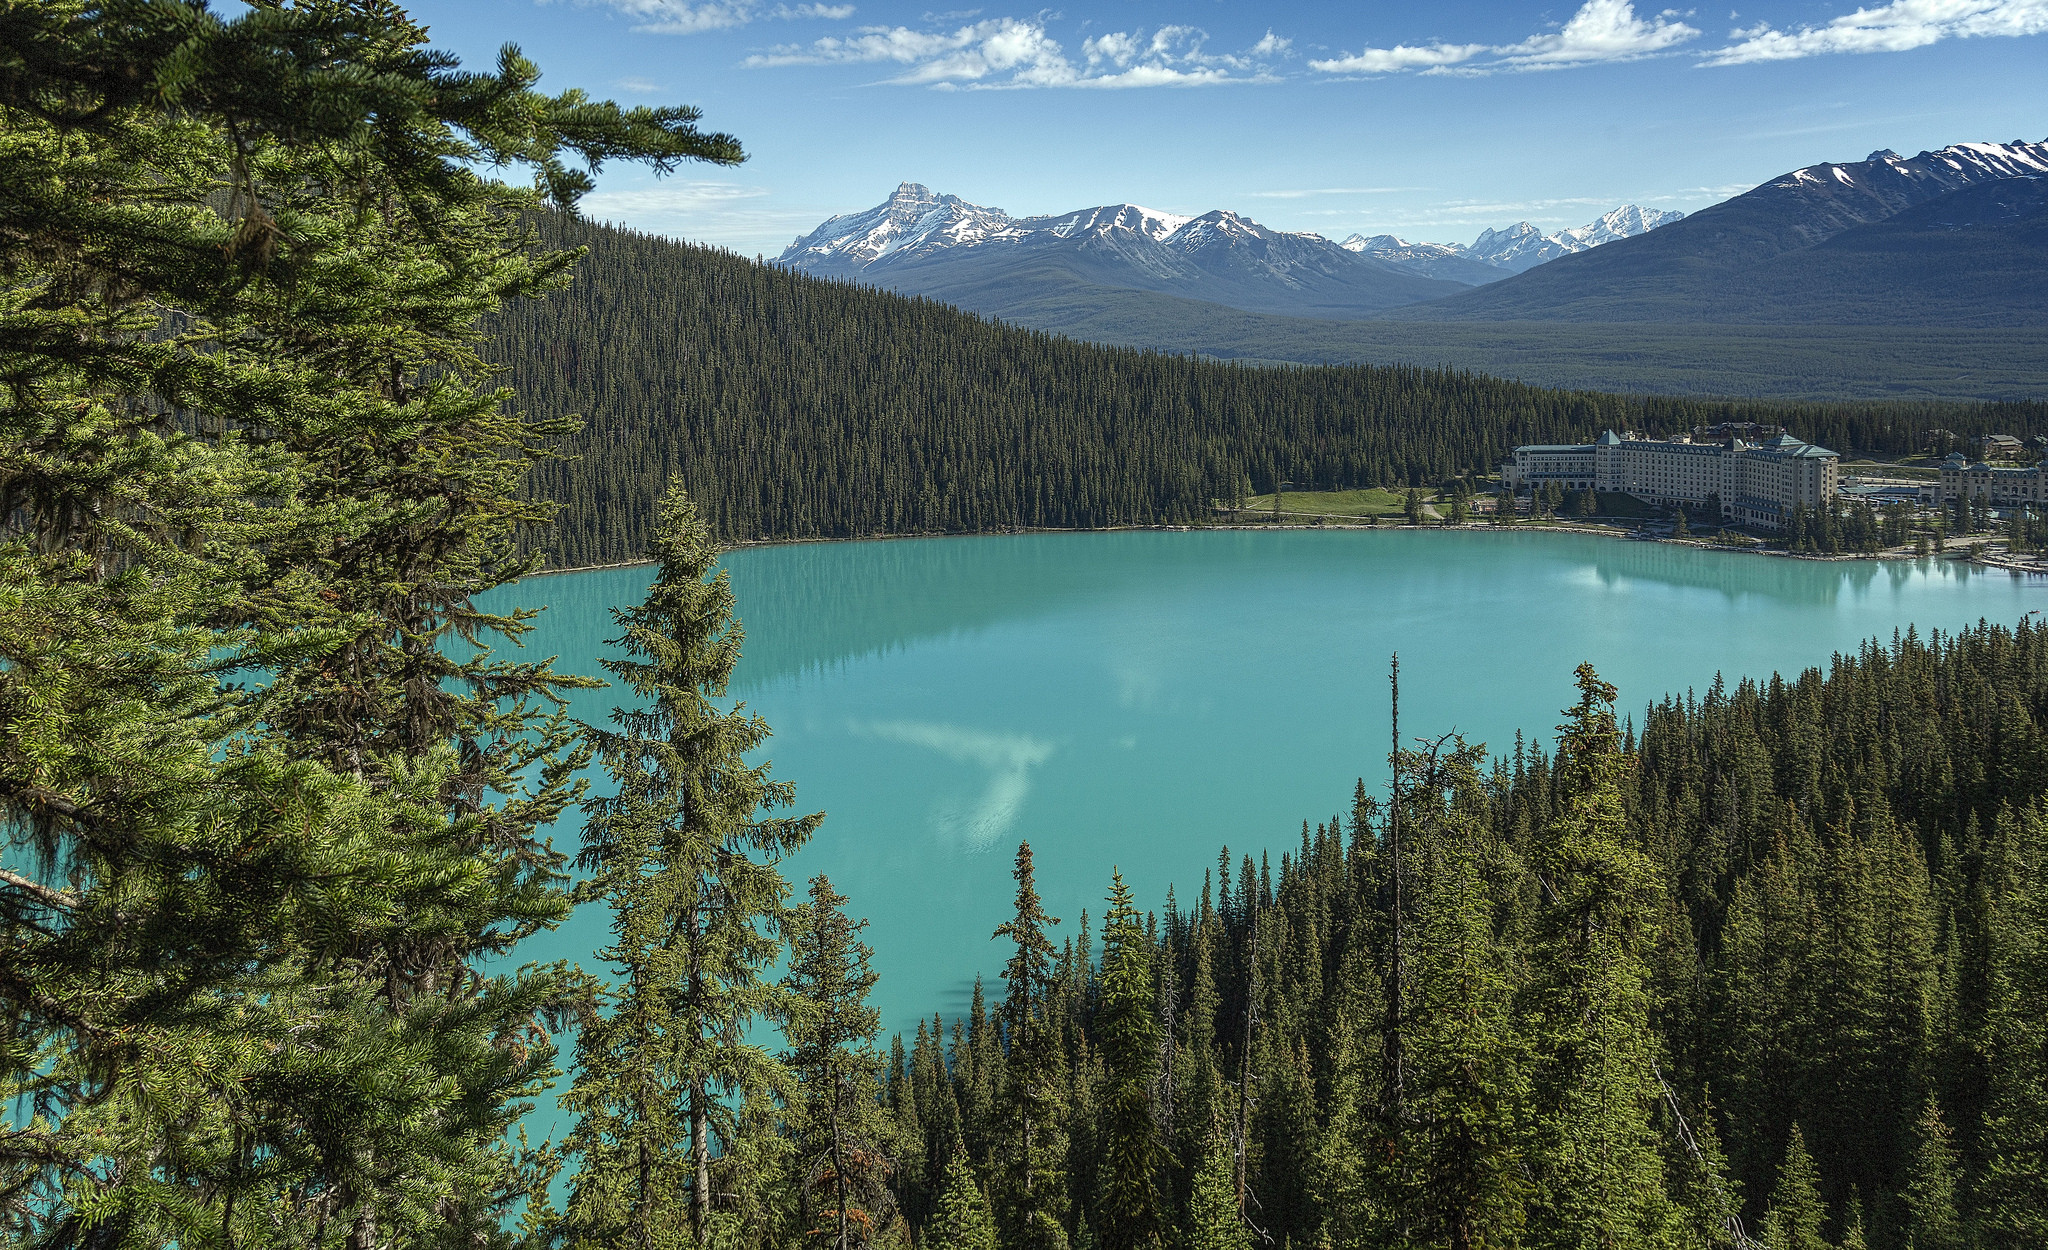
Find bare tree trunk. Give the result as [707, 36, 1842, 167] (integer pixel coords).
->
[693, 1081, 711, 1247]
[831, 1086, 849, 1250]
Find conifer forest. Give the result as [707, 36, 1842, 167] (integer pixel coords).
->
[2, 5, 2045, 1250]
[493, 214, 2048, 566]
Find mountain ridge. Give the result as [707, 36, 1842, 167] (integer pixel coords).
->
[1391, 139, 2048, 324]
[778, 183, 1681, 322]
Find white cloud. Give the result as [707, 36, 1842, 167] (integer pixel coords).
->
[1311, 0, 1699, 76]
[571, 0, 855, 35]
[1249, 30, 1293, 57]
[1703, 0, 2048, 64]
[1311, 42, 1490, 74]
[745, 17, 1287, 87]
[613, 76, 665, 92]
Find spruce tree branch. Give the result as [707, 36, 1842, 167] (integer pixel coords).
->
[0, 866, 76, 911]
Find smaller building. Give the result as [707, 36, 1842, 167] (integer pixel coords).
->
[1502, 443, 1599, 493]
[1692, 421, 1781, 444]
[1977, 433, 2025, 461]
[1940, 453, 2048, 508]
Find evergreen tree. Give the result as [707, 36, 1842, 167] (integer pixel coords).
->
[784, 875, 896, 1250]
[0, 3, 737, 1244]
[994, 841, 1070, 1250]
[1521, 665, 1686, 1248]
[925, 1144, 999, 1250]
[1977, 808, 2048, 1249]
[1901, 1099, 1963, 1250]
[1759, 1127, 1827, 1250]
[1095, 871, 1166, 1250]
[1187, 1121, 1253, 1250]
[563, 486, 821, 1246]
[1401, 747, 1532, 1250]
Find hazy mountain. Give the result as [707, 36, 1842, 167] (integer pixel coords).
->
[779, 184, 1469, 320]
[782, 185, 1698, 319]
[1334, 234, 1510, 285]
[1391, 140, 2048, 324]
[1337, 205, 1683, 284]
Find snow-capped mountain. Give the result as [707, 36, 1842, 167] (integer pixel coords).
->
[1468, 206, 1686, 272]
[1333, 234, 1506, 285]
[781, 183, 1021, 270]
[777, 140, 2048, 333]
[1340, 206, 1683, 279]
[1389, 138, 2048, 325]
[779, 184, 1468, 321]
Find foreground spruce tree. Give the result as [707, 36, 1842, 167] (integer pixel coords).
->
[1400, 742, 1531, 1249]
[1522, 665, 1689, 1248]
[1185, 1121, 1252, 1250]
[784, 875, 897, 1250]
[561, 486, 820, 1248]
[1, 3, 738, 1246]
[1094, 871, 1165, 1250]
[1760, 1127, 1828, 1250]
[925, 1144, 998, 1250]
[993, 842, 1070, 1250]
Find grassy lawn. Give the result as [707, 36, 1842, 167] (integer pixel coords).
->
[1242, 488, 1415, 518]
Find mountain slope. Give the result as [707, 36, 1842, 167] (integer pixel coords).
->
[1393, 141, 2048, 324]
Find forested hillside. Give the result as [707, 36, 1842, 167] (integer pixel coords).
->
[491, 215, 2048, 567]
[875, 623, 2048, 1250]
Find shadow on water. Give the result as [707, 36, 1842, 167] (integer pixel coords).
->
[1578, 540, 1989, 605]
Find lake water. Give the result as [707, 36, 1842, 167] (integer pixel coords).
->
[498, 528, 2039, 1049]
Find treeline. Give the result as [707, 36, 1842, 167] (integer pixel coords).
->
[490, 214, 2048, 566]
[848, 625, 2048, 1250]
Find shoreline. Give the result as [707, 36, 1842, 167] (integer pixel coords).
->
[520, 518, 2048, 580]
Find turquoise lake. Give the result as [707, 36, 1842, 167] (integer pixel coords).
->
[494, 528, 2039, 1105]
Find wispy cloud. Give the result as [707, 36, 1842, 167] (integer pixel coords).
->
[1244, 186, 1430, 199]
[1311, 0, 1700, 76]
[1703, 0, 2048, 64]
[578, 182, 832, 254]
[852, 720, 1057, 848]
[745, 17, 1287, 87]
[569, 0, 855, 36]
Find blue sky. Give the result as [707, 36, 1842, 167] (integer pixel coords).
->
[402, 0, 2048, 255]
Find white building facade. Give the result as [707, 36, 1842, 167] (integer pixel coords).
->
[1940, 453, 2047, 508]
[1503, 430, 1840, 529]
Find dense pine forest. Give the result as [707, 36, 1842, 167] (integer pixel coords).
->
[865, 625, 2048, 1250]
[492, 214, 2048, 567]
[6, 5, 2047, 1250]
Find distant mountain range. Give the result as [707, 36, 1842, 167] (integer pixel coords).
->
[778, 186, 1682, 321]
[779, 185, 1462, 319]
[1340, 205, 1684, 281]
[763, 139, 2048, 397]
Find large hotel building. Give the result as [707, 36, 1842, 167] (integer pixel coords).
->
[1503, 429, 1840, 529]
